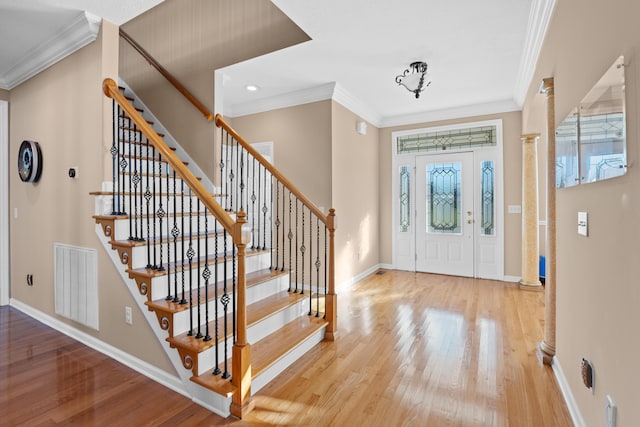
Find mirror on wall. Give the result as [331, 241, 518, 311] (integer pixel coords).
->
[555, 55, 626, 188]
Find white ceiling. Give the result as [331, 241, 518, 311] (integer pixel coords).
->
[0, 0, 555, 127]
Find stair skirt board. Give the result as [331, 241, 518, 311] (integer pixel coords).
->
[95, 225, 231, 417]
[54, 243, 99, 330]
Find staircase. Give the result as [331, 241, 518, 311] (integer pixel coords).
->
[91, 78, 337, 418]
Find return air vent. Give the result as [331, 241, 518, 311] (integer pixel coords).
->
[54, 243, 99, 330]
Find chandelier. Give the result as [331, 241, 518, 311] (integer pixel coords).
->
[395, 61, 431, 98]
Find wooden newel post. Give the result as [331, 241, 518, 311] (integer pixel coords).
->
[230, 210, 254, 418]
[325, 209, 338, 341]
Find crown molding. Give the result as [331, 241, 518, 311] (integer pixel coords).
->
[0, 11, 101, 90]
[380, 98, 521, 128]
[513, 0, 557, 108]
[227, 82, 336, 117]
[331, 83, 383, 127]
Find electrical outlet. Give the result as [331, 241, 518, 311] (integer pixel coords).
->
[125, 306, 133, 325]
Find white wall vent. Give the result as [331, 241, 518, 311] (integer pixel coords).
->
[54, 243, 99, 330]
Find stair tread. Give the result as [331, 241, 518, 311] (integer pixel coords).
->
[166, 289, 307, 352]
[92, 209, 225, 222]
[122, 171, 202, 181]
[123, 153, 188, 166]
[90, 191, 223, 198]
[119, 139, 175, 150]
[119, 125, 165, 138]
[119, 113, 154, 126]
[190, 315, 327, 395]
[146, 267, 287, 315]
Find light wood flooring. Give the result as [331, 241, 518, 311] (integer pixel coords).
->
[0, 270, 573, 426]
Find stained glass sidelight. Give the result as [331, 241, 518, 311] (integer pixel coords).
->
[481, 161, 495, 236]
[427, 163, 461, 233]
[399, 166, 411, 232]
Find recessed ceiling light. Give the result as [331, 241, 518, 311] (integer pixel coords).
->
[245, 84, 259, 92]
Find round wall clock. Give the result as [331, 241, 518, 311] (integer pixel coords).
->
[18, 140, 43, 183]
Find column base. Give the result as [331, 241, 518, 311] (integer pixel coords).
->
[519, 279, 543, 292]
[537, 340, 556, 365]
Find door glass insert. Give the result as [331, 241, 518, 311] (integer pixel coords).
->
[399, 166, 411, 232]
[426, 162, 461, 234]
[481, 160, 495, 236]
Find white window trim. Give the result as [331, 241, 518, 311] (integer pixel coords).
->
[391, 118, 505, 280]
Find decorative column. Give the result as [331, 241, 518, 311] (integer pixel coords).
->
[520, 133, 542, 291]
[538, 78, 557, 364]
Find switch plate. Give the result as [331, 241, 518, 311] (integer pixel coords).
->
[578, 212, 588, 236]
[125, 306, 133, 325]
[508, 205, 522, 214]
[606, 395, 617, 427]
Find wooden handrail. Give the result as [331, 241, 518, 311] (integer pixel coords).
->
[214, 114, 331, 227]
[119, 29, 214, 122]
[103, 78, 233, 233]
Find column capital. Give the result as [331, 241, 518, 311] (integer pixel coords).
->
[520, 133, 540, 144]
[539, 77, 555, 96]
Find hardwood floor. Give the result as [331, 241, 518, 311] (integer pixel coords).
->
[0, 271, 573, 426]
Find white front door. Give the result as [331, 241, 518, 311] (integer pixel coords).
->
[415, 152, 474, 277]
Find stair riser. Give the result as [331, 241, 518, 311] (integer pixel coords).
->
[192, 299, 310, 376]
[119, 176, 197, 194]
[106, 215, 225, 242]
[126, 235, 235, 270]
[168, 275, 290, 334]
[96, 194, 224, 217]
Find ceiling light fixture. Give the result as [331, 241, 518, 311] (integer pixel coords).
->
[245, 84, 259, 92]
[395, 61, 430, 99]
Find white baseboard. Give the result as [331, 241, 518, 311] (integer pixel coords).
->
[502, 275, 521, 283]
[336, 263, 385, 293]
[9, 298, 187, 398]
[552, 356, 585, 427]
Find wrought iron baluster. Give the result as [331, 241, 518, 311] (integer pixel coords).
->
[110, 101, 118, 214]
[238, 145, 246, 211]
[257, 163, 262, 249]
[295, 198, 299, 293]
[221, 229, 230, 379]
[220, 130, 226, 211]
[315, 217, 321, 317]
[308, 207, 313, 313]
[270, 175, 274, 269]
[213, 218, 221, 375]
[232, 241, 237, 342]
[324, 226, 328, 319]
[172, 170, 180, 303]
[180, 180, 186, 305]
[196, 198, 202, 339]
[203, 208, 211, 342]
[126, 117, 133, 239]
[250, 157, 257, 249]
[274, 182, 280, 271]
[281, 183, 286, 271]
[229, 134, 235, 212]
[144, 140, 153, 269]
[288, 192, 292, 292]
[131, 122, 138, 241]
[262, 166, 268, 250]
[157, 155, 165, 271]
[165, 163, 171, 300]
[119, 113, 127, 216]
[187, 188, 195, 336]
[151, 144, 158, 268]
[300, 206, 305, 295]
[138, 134, 145, 242]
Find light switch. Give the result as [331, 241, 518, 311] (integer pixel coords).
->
[578, 211, 588, 236]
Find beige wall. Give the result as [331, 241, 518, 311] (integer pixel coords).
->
[120, 0, 309, 181]
[331, 102, 380, 285]
[522, 1, 640, 425]
[379, 111, 523, 277]
[0, 89, 8, 101]
[229, 100, 381, 286]
[228, 101, 333, 210]
[9, 22, 173, 373]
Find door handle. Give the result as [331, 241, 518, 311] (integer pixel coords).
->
[466, 211, 472, 216]
[467, 219, 474, 224]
